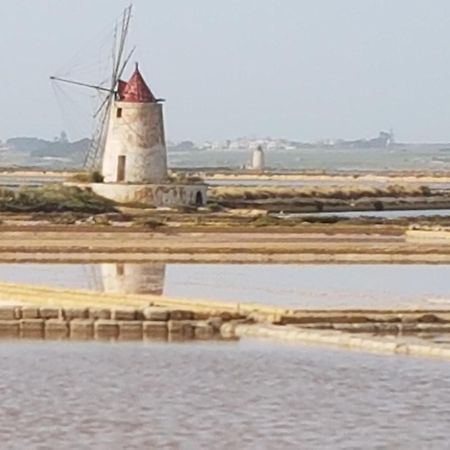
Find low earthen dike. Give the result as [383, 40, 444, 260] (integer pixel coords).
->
[0, 306, 238, 342]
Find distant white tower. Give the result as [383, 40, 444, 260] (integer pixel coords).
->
[102, 63, 168, 184]
[251, 145, 265, 172]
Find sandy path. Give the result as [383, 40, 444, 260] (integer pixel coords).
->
[0, 230, 447, 263]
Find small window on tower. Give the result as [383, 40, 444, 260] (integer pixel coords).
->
[116, 108, 123, 118]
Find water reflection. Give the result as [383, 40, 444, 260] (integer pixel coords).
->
[99, 263, 166, 295]
[0, 263, 449, 309]
[2, 341, 450, 448]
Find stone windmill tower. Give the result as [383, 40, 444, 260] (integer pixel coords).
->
[102, 63, 168, 184]
[92, 63, 207, 206]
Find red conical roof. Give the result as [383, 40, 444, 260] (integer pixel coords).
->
[120, 64, 157, 103]
[117, 79, 128, 99]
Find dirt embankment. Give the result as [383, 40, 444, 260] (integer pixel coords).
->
[211, 184, 434, 200]
[0, 228, 447, 263]
[210, 184, 450, 212]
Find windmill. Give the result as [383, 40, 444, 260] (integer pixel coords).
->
[50, 4, 135, 171]
[51, 3, 208, 208]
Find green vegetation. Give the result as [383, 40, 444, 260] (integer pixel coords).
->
[250, 215, 284, 227]
[0, 185, 116, 213]
[132, 217, 165, 229]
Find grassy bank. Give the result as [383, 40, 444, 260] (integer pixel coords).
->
[0, 185, 116, 214]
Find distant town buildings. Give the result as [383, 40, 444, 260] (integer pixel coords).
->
[168, 130, 395, 153]
[0, 130, 397, 170]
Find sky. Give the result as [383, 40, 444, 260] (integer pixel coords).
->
[2, 0, 450, 143]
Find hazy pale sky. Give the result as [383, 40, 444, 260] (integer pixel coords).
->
[2, 0, 450, 143]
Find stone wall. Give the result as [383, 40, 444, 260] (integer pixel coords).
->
[2, 303, 450, 359]
[91, 182, 208, 207]
[0, 306, 233, 342]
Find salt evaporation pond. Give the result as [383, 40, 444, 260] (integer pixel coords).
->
[0, 340, 449, 449]
[1, 263, 450, 309]
[2, 265, 450, 448]
[0, 175, 66, 188]
[207, 177, 450, 190]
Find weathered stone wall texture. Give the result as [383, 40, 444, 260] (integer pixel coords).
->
[91, 183, 208, 207]
[0, 306, 227, 342]
[102, 101, 168, 184]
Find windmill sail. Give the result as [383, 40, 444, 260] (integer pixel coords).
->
[84, 4, 133, 170]
[51, 4, 134, 171]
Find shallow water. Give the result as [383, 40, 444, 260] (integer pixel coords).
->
[208, 177, 450, 190]
[207, 178, 385, 187]
[0, 175, 66, 187]
[1, 263, 450, 309]
[0, 340, 449, 449]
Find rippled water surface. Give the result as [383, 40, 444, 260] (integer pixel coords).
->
[0, 263, 449, 309]
[0, 341, 449, 449]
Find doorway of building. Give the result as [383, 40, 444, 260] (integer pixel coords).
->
[117, 155, 126, 182]
[195, 191, 203, 206]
